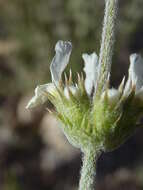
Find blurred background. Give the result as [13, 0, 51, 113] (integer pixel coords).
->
[0, 0, 143, 189]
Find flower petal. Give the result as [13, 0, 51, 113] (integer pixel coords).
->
[128, 53, 143, 91]
[26, 83, 55, 109]
[64, 85, 78, 99]
[102, 88, 120, 105]
[135, 86, 143, 101]
[50, 41, 72, 84]
[82, 52, 98, 95]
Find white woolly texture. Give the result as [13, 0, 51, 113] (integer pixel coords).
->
[82, 53, 98, 95]
[97, 0, 118, 93]
[79, 151, 96, 190]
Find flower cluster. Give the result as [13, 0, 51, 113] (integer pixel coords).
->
[27, 41, 143, 153]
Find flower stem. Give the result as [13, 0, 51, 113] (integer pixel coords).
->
[97, 0, 119, 95]
[79, 150, 100, 190]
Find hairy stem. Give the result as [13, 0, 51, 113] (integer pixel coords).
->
[97, 0, 119, 94]
[79, 150, 100, 190]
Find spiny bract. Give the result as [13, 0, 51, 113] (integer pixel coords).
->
[26, 41, 143, 153]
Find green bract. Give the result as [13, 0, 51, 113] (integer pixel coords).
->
[26, 41, 143, 153]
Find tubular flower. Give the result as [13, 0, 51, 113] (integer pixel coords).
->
[26, 41, 143, 153]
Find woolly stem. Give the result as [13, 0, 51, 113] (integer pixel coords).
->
[96, 0, 119, 95]
[78, 150, 101, 190]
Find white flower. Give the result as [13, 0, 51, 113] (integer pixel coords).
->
[64, 86, 78, 99]
[101, 88, 120, 105]
[127, 53, 143, 102]
[26, 83, 56, 109]
[124, 53, 143, 96]
[26, 40, 143, 109]
[50, 41, 72, 84]
[129, 54, 143, 91]
[26, 41, 73, 109]
[82, 53, 98, 95]
[98, 53, 143, 105]
[26, 41, 102, 109]
[105, 53, 143, 104]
